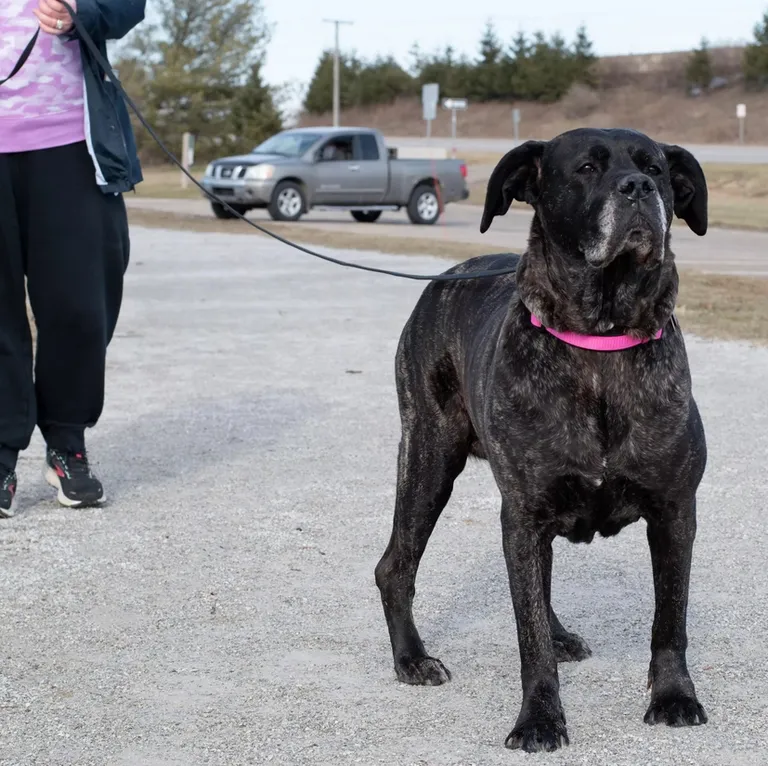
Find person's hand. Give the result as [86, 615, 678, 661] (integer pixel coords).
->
[33, 0, 77, 36]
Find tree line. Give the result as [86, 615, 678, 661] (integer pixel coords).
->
[304, 23, 596, 113]
[114, 2, 768, 164]
[686, 12, 768, 91]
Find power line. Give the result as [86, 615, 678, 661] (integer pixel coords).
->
[322, 18, 354, 128]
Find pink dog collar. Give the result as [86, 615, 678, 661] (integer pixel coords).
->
[530, 314, 663, 351]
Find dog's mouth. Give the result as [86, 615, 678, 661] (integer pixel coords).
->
[621, 211, 664, 257]
[626, 225, 651, 244]
[583, 207, 665, 268]
[622, 224, 654, 255]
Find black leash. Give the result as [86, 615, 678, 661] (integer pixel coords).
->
[0, 28, 39, 85]
[2, 5, 520, 283]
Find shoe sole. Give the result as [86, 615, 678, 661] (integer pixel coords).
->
[44, 467, 106, 508]
[0, 495, 18, 519]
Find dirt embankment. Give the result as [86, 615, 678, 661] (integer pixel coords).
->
[299, 46, 768, 145]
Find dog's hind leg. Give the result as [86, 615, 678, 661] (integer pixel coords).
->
[542, 542, 592, 663]
[375, 410, 469, 686]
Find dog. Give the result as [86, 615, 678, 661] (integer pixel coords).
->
[374, 128, 709, 753]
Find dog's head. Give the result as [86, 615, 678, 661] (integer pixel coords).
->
[480, 128, 707, 268]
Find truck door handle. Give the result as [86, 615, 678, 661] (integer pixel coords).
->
[348, 164, 360, 171]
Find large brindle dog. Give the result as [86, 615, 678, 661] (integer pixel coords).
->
[375, 128, 709, 752]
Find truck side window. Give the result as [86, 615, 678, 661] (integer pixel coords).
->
[319, 136, 355, 162]
[358, 134, 380, 161]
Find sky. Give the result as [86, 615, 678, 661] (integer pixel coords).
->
[259, 0, 767, 113]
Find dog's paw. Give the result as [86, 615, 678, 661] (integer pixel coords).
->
[505, 717, 569, 753]
[395, 656, 451, 686]
[553, 630, 592, 663]
[644, 692, 708, 727]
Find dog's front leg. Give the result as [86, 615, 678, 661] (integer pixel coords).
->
[644, 501, 708, 727]
[501, 500, 569, 753]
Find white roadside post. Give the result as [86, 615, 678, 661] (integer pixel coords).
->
[512, 107, 521, 142]
[443, 98, 468, 154]
[181, 132, 195, 189]
[422, 83, 439, 139]
[737, 103, 747, 145]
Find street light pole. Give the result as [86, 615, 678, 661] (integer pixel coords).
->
[322, 18, 353, 127]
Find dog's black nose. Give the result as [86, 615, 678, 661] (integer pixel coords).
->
[618, 174, 655, 201]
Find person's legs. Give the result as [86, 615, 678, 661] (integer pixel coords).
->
[21, 141, 129, 506]
[0, 153, 36, 517]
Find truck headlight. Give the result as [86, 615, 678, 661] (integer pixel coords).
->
[204, 163, 215, 178]
[244, 164, 275, 181]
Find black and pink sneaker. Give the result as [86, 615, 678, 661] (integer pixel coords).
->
[45, 448, 105, 508]
[0, 468, 18, 519]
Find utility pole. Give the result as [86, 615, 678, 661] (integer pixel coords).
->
[322, 18, 353, 128]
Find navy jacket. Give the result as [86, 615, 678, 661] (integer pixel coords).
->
[71, 0, 146, 193]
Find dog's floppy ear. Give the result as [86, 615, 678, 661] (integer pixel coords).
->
[662, 144, 708, 236]
[480, 140, 546, 233]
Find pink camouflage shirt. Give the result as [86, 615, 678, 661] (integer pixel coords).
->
[0, 0, 86, 153]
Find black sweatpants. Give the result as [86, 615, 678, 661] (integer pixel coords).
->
[0, 141, 129, 471]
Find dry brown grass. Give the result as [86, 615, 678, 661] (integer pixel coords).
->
[596, 46, 743, 90]
[127, 207, 489, 259]
[137, 162, 768, 232]
[127, 206, 768, 345]
[676, 272, 768, 343]
[134, 167, 205, 200]
[461, 161, 768, 231]
[299, 85, 768, 145]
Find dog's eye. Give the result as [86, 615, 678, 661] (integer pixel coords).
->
[577, 163, 596, 174]
[647, 164, 662, 176]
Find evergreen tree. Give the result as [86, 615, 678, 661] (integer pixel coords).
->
[474, 20, 504, 100]
[744, 11, 768, 89]
[686, 38, 713, 90]
[230, 62, 282, 149]
[303, 51, 359, 114]
[354, 56, 415, 106]
[572, 24, 596, 85]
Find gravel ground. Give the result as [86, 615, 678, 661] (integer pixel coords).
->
[1, 227, 766, 766]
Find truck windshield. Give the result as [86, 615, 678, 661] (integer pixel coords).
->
[252, 132, 324, 157]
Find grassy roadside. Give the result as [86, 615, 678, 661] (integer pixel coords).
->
[137, 160, 768, 233]
[127, 206, 768, 346]
[126, 207, 502, 259]
[463, 161, 768, 231]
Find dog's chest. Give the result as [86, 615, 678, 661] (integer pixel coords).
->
[487, 347, 692, 542]
[546, 474, 651, 543]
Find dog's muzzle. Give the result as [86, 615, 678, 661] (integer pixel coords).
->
[583, 175, 667, 268]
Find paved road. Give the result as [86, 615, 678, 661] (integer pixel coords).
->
[0, 227, 766, 765]
[387, 136, 768, 165]
[127, 196, 768, 277]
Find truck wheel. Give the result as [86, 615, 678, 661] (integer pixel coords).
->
[351, 211, 382, 223]
[268, 181, 306, 222]
[407, 185, 441, 225]
[352, 210, 381, 223]
[211, 202, 249, 220]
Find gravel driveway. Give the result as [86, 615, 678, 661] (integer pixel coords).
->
[1, 227, 766, 765]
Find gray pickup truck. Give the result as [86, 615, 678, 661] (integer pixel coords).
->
[200, 127, 469, 225]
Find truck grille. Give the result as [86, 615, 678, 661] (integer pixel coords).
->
[212, 165, 250, 179]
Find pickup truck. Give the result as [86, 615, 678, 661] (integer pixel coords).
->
[200, 127, 469, 225]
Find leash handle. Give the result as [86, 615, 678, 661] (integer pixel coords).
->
[6, 2, 518, 284]
[0, 28, 39, 85]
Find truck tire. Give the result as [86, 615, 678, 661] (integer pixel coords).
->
[211, 202, 249, 219]
[407, 185, 441, 225]
[351, 210, 382, 223]
[268, 181, 306, 222]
